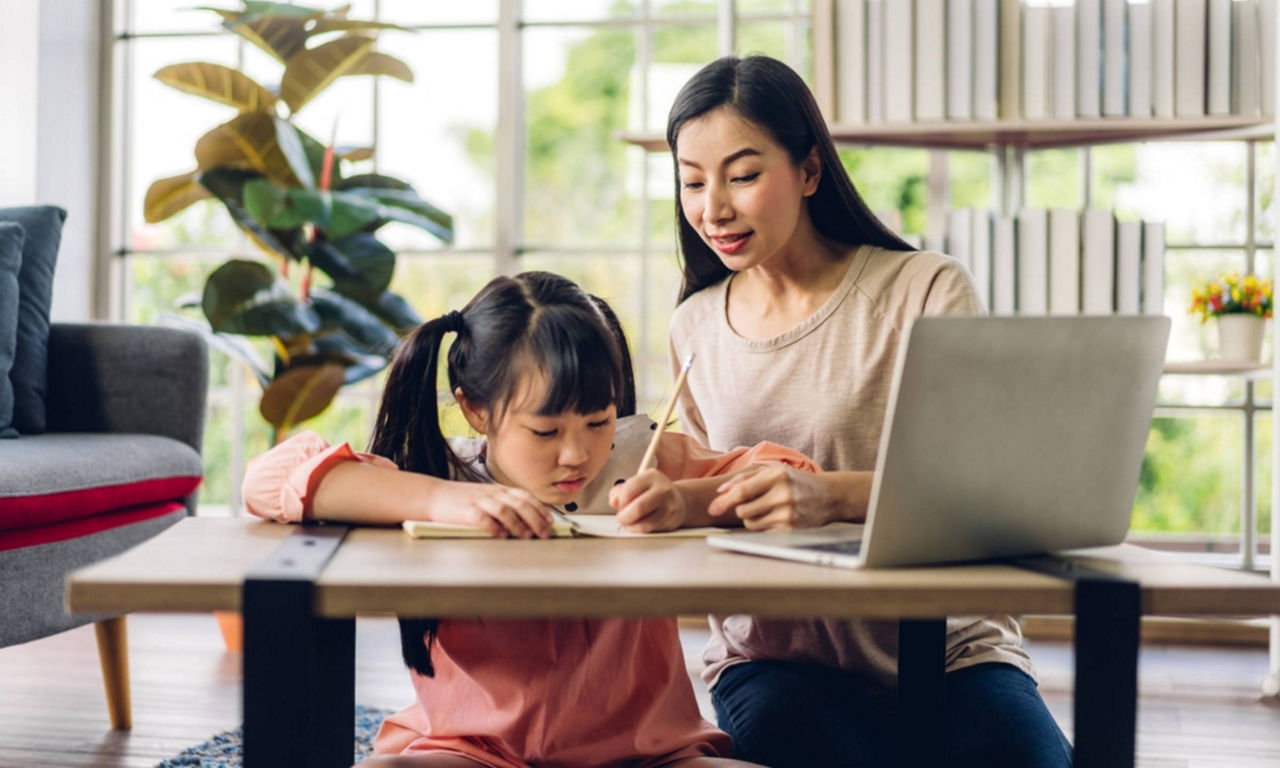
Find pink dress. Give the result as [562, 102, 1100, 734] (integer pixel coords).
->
[242, 416, 819, 768]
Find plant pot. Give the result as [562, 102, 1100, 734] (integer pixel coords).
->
[1216, 314, 1266, 362]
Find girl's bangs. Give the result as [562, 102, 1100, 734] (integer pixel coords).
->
[528, 307, 622, 417]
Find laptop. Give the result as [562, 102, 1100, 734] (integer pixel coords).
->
[707, 316, 1171, 568]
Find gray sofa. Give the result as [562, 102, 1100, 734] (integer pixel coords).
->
[0, 322, 206, 728]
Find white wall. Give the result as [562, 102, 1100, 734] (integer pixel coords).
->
[0, 1, 40, 206]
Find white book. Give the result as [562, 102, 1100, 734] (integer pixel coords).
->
[884, 0, 914, 122]
[1234, 0, 1261, 116]
[1128, 0, 1153, 117]
[948, 0, 974, 119]
[876, 207, 903, 235]
[1115, 219, 1143, 314]
[867, 0, 885, 122]
[1261, 0, 1277, 115]
[1017, 208, 1049, 315]
[1175, 0, 1207, 116]
[992, 216, 1017, 315]
[1052, 5, 1078, 119]
[1078, 0, 1104, 117]
[1207, 0, 1232, 115]
[999, 0, 1022, 119]
[948, 208, 973, 272]
[836, 0, 866, 123]
[974, 0, 1000, 119]
[1082, 208, 1117, 314]
[1142, 221, 1166, 315]
[1153, 0, 1176, 116]
[1023, 5, 1052, 119]
[1103, 0, 1128, 116]
[916, 0, 946, 121]
[970, 208, 993, 311]
[1048, 208, 1081, 315]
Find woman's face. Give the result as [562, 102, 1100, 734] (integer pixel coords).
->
[675, 107, 820, 272]
[458, 373, 617, 507]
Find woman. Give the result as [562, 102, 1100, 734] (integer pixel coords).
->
[664, 55, 1073, 768]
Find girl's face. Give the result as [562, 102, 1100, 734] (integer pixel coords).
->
[676, 107, 821, 273]
[458, 374, 617, 507]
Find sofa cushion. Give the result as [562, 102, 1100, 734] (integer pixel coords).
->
[0, 433, 202, 531]
[0, 222, 23, 439]
[0, 205, 67, 435]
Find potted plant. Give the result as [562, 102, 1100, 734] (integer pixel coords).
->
[144, 1, 452, 439]
[1190, 272, 1273, 362]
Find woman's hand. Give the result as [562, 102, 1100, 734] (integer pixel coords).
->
[609, 469, 689, 533]
[707, 464, 839, 530]
[425, 481, 555, 539]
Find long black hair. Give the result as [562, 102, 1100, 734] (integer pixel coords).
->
[371, 271, 637, 676]
[666, 55, 915, 302]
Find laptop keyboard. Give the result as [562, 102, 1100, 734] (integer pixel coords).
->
[797, 539, 863, 555]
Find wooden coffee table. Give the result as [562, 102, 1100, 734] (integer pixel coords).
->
[67, 517, 1280, 768]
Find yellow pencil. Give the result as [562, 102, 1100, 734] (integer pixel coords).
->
[637, 352, 695, 473]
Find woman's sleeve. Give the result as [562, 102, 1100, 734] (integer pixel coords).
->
[923, 258, 987, 318]
[656, 430, 822, 480]
[241, 431, 398, 523]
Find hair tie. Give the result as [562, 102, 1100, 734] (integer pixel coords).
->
[440, 310, 464, 334]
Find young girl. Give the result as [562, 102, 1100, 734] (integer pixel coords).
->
[242, 271, 817, 768]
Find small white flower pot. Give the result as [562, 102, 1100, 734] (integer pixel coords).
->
[1216, 314, 1266, 362]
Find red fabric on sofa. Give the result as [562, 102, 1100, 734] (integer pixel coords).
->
[0, 475, 201, 532]
[0, 500, 185, 553]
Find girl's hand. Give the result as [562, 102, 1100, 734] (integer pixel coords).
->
[609, 469, 689, 533]
[708, 464, 836, 530]
[426, 481, 555, 539]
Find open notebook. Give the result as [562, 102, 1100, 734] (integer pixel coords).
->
[402, 512, 726, 539]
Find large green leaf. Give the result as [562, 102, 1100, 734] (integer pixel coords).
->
[323, 233, 395, 300]
[312, 333, 389, 384]
[158, 312, 272, 389]
[274, 118, 316, 188]
[333, 173, 410, 191]
[280, 35, 376, 113]
[340, 50, 414, 82]
[195, 112, 300, 186]
[310, 288, 399, 357]
[347, 187, 454, 243]
[326, 191, 383, 238]
[363, 290, 423, 335]
[153, 62, 276, 112]
[243, 178, 330, 230]
[304, 239, 360, 284]
[201, 259, 320, 337]
[143, 170, 211, 223]
[198, 168, 301, 258]
[259, 362, 346, 430]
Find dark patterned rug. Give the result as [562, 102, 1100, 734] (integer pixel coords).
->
[155, 705, 390, 767]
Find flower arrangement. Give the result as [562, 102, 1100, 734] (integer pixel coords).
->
[1189, 273, 1273, 323]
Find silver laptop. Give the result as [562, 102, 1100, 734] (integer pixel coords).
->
[707, 316, 1171, 568]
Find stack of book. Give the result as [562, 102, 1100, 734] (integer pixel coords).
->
[831, 0, 1278, 124]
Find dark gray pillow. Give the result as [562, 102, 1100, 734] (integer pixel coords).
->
[0, 222, 23, 438]
[0, 206, 66, 434]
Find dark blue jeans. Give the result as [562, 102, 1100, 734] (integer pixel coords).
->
[712, 660, 1073, 768]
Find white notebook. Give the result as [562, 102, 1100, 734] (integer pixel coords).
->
[948, 0, 974, 120]
[974, 0, 1000, 119]
[916, 0, 946, 120]
[1078, 0, 1103, 118]
[1234, 0, 1261, 116]
[1102, 0, 1128, 116]
[1129, 0, 1153, 118]
[992, 215, 1017, 315]
[1052, 4, 1077, 120]
[403, 514, 727, 540]
[1175, 0, 1207, 117]
[1023, 4, 1052, 120]
[1115, 219, 1143, 315]
[1207, 0, 1232, 115]
[1048, 208, 1082, 316]
[1261, 0, 1277, 115]
[1017, 208, 1049, 315]
[1082, 208, 1117, 314]
[1153, 0, 1176, 117]
[836, 0, 866, 123]
[883, 0, 914, 122]
[1142, 221, 1167, 315]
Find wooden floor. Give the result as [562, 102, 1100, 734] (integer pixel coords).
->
[0, 614, 1277, 767]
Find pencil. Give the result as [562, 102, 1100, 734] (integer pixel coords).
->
[637, 352, 695, 473]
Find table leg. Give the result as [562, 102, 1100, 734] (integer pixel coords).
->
[243, 525, 352, 768]
[898, 618, 946, 767]
[1073, 577, 1140, 768]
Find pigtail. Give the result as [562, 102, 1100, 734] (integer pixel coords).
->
[368, 316, 458, 678]
[589, 294, 637, 418]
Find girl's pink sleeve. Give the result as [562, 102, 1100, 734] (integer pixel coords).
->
[241, 431, 398, 523]
[655, 431, 822, 480]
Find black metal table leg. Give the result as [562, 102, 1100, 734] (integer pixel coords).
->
[1013, 556, 1141, 768]
[243, 524, 352, 768]
[898, 618, 947, 767]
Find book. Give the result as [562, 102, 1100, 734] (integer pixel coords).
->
[1023, 3, 1052, 120]
[947, 0, 974, 120]
[1207, 0, 1232, 115]
[999, 0, 1022, 119]
[948, 208, 973, 273]
[1115, 219, 1143, 314]
[974, 0, 999, 119]
[836, 0, 866, 123]
[1261, 0, 1277, 115]
[1048, 208, 1081, 315]
[1078, 0, 1103, 118]
[814, 0, 837, 118]
[1142, 221, 1166, 315]
[1128, 0, 1153, 117]
[403, 514, 728, 540]
[1052, 3, 1077, 120]
[883, 0, 914, 122]
[1234, 0, 1261, 116]
[970, 208, 993, 311]
[1017, 208, 1049, 315]
[1175, 0, 1207, 117]
[867, 0, 885, 122]
[1153, 0, 1176, 117]
[1102, 0, 1128, 116]
[1081, 207, 1117, 314]
[916, 0, 946, 121]
[992, 215, 1017, 315]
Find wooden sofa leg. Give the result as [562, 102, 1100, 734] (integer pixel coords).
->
[94, 617, 132, 730]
